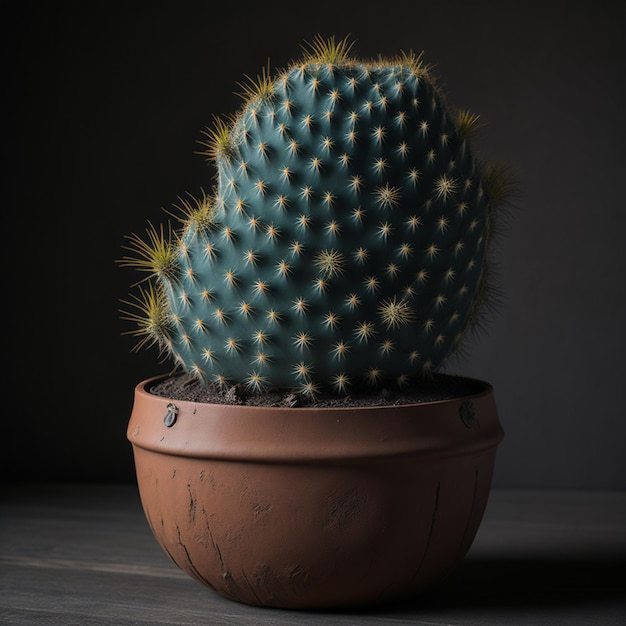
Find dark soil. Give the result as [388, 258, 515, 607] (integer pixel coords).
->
[148, 372, 485, 408]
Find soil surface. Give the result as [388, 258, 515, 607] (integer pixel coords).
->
[148, 372, 486, 408]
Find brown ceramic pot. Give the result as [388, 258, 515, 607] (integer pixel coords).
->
[127, 374, 504, 609]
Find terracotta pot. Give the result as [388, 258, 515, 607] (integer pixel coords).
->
[127, 374, 504, 609]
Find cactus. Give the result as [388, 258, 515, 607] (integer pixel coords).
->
[120, 36, 513, 396]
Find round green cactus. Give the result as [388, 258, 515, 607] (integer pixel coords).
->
[121, 36, 513, 396]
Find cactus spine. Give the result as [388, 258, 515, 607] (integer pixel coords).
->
[121, 36, 512, 396]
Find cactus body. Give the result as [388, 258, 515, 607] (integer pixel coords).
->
[123, 41, 508, 395]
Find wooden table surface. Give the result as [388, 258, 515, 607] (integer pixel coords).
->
[1, 483, 624, 625]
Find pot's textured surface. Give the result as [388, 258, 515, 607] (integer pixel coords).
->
[128, 375, 504, 609]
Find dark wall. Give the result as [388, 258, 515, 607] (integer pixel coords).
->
[5, 1, 625, 488]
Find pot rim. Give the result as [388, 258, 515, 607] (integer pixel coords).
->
[128, 374, 504, 463]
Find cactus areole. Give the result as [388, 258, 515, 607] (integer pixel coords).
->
[122, 36, 512, 397]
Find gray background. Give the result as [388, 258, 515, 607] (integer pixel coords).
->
[5, 0, 625, 489]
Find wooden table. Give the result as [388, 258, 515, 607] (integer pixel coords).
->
[1, 483, 624, 625]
